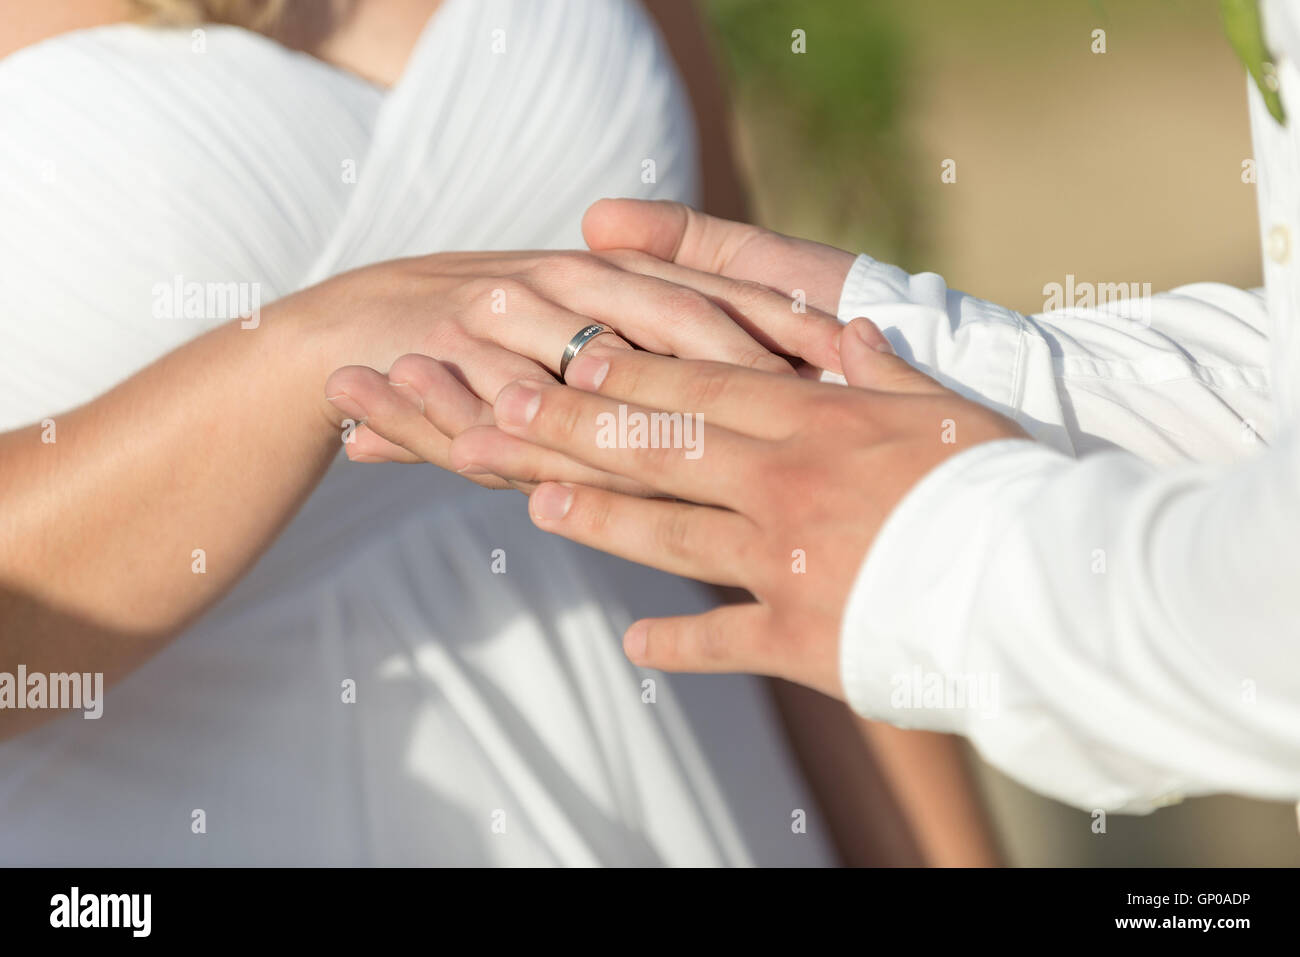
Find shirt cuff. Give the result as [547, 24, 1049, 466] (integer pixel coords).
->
[834, 253, 949, 342]
[838, 437, 1074, 732]
[830, 256, 1051, 435]
[820, 254, 949, 387]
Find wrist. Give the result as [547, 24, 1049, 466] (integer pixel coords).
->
[801, 241, 856, 314]
[258, 294, 357, 452]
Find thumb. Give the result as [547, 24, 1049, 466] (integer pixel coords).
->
[839, 317, 941, 393]
[583, 198, 690, 260]
[585, 199, 859, 316]
[583, 197, 757, 274]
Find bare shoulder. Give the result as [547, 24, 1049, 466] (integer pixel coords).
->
[0, 0, 439, 90]
[0, 0, 135, 60]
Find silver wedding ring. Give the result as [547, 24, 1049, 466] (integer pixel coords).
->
[559, 323, 616, 380]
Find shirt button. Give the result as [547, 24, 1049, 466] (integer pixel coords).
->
[1267, 224, 1291, 264]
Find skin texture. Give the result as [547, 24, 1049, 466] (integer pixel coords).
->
[334, 201, 1022, 695]
[3, 7, 1000, 866]
[0, 244, 837, 739]
[0, 4, 849, 747]
[325, 249, 843, 476]
[586, 200, 1008, 865]
[584, 196, 860, 314]
[449, 321, 1027, 695]
[0, 0, 842, 737]
[338, 199, 1012, 865]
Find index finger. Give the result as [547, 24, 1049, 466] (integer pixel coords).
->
[490, 377, 765, 508]
[562, 349, 820, 440]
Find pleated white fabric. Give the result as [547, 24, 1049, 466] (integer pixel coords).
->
[0, 0, 831, 865]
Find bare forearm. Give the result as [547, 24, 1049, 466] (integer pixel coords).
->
[0, 302, 340, 699]
[859, 721, 1003, 866]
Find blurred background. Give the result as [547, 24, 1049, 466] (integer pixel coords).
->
[703, 0, 1297, 866]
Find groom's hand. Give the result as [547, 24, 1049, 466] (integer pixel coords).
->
[449, 319, 1027, 699]
[583, 198, 856, 315]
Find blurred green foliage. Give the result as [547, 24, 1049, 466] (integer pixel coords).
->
[706, 0, 906, 142]
[703, 0, 923, 260]
[702, 0, 1235, 266]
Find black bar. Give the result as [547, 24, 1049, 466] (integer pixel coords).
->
[0, 866, 1288, 943]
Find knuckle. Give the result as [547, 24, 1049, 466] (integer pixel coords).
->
[682, 363, 735, 411]
[651, 508, 695, 562]
[538, 387, 587, 440]
[694, 617, 729, 665]
[738, 345, 792, 374]
[725, 278, 772, 312]
[620, 441, 678, 485]
[466, 275, 530, 314]
[448, 275, 487, 307]
[495, 275, 532, 303]
[660, 286, 716, 327]
[575, 490, 614, 537]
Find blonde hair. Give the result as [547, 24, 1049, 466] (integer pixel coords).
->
[129, 0, 352, 48]
[130, 0, 290, 33]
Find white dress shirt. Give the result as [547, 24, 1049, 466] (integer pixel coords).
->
[836, 0, 1300, 814]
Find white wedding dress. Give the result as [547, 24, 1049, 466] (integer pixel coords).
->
[0, 0, 832, 865]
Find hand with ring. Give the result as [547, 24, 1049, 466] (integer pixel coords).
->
[559, 324, 618, 380]
[320, 245, 845, 490]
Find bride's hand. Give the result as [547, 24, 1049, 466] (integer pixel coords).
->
[316, 248, 846, 484]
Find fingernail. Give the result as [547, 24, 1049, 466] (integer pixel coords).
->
[456, 463, 490, 475]
[326, 392, 367, 420]
[624, 621, 648, 662]
[851, 318, 893, 354]
[565, 354, 609, 390]
[496, 381, 542, 428]
[531, 483, 573, 521]
[389, 381, 425, 412]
